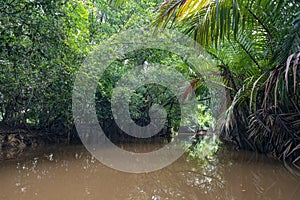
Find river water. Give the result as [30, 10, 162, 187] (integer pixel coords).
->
[0, 144, 299, 200]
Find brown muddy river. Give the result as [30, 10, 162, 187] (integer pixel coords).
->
[0, 144, 299, 200]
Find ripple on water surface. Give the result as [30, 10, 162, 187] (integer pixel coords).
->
[0, 145, 299, 200]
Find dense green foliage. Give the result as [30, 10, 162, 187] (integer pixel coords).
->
[0, 0, 90, 132]
[0, 0, 213, 145]
[155, 0, 300, 164]
[2, 0, 298, 165]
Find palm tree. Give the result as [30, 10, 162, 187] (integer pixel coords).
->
[155, 0, 300, 165]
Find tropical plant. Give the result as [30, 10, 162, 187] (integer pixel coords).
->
[155, 0, 300, 165]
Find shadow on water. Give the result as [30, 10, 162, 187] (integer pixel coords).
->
[0, 144, 299, 200]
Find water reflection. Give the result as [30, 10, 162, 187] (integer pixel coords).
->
[0, 145, 299, 200]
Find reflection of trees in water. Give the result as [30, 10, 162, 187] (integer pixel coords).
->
[2, 146, 300, 199]
[125, 149, 300, 200]
[219, 149, 300, 200]
[125, 156, 225, 200]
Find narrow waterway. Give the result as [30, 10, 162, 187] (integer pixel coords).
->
[0, 144, 299, 200]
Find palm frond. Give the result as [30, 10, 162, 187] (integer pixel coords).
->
[248, 109, 300, 165]
[263, 52, 300, 111]
[155, 0, 288, 47]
